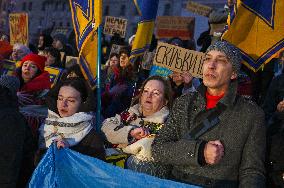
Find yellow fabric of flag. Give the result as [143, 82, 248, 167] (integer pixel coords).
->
[69, 0, 102, 86]
[222, 0, 284, 72]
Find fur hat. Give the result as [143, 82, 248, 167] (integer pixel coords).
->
[20, 53, 47, 72]
[0, 75, 20, 94]
[206, 40, 242, 74]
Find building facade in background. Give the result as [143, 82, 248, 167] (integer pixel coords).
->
[0, 0, 226, 44]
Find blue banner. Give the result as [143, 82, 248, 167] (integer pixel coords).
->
[29, 144, 199, 188]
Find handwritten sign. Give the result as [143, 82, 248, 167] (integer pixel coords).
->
[186, 1, 213, 17]
[153, 42, 204, 78]
[156, 16, 195, 40]
[104, 16, 128, 38]
[9, 12, 29, 46]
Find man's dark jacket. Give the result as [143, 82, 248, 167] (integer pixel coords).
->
[152, 81, 266, 188]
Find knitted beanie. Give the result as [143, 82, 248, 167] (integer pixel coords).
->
[20, 53, 47, 72]
[206, 40, 242, 74]
[0, 75, 20, 94]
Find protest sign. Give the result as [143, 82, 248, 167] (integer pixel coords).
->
[104, 16, 128, 38]
[142, 51, 155, 70]
[0, 59, 16, 76]
[45, 66, 63, 88]
[186, 1, 212, 17]
[153, 42, 204, 78]
[65, 56, 79, 69]
[9, 12, 29, 46]
[156, 16, 195, 40]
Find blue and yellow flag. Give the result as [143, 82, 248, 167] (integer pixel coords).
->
[69, 0, 102, 86]
[130, 0, 159, 62]
[222, 0, 284, 72]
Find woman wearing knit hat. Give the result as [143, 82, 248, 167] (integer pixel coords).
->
[15, 53, 51, 138]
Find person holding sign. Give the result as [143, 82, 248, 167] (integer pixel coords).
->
[152, 41, 266, 187]
[169, 71, 200, 99]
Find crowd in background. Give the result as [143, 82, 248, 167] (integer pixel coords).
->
[0, 3, 284, 188]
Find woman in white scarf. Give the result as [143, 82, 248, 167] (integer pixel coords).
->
[36, 78, 105, 163]
[101, 75, 173, 178]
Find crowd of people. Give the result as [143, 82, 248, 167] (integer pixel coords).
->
[0, 9, 284, 188]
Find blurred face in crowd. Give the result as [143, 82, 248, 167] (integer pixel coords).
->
[172, 72, 183, 85]
[12, 48, 26, 61]
[203, 50, 237, 95]
[21, 61, 39, 83]
[57, 86, 82, 117]
[119, 53, 130, 68]
[109, 56, 119, 66]
[44, 52, 56, 66]
[38, 36, 44, 48]
[53, 39, 63, 50]
[140, 80, 167, 117]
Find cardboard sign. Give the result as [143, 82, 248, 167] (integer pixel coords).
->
[44, 66, 63, 88]
[153, 42, 204, 78]
[9, 13, 29, 46]
[65, 56, 79, 69]
[0, 59, 17, 76]
[156, 16, 195, 40]
[104, 16, 128, 38]
[186, 1, 213, 17]
[150, 65, 172, 77]
[141, 51, 155, 70]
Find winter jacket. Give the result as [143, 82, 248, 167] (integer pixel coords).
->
[16, 70, 51, 137]
[101, 104, 170, 178]
[152, 80, 266, 188]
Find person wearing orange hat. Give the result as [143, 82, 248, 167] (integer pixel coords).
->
[15, 53, 51, 138]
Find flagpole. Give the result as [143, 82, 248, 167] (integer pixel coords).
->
[96, 25, 102, 131]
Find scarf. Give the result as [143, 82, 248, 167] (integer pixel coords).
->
[39, 110, 94, 149]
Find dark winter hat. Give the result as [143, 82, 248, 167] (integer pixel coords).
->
[206, 40, 242, 74]
[53, 33, 68, 45]
[20, 53, 47, 72]
[0, 75, 20, 94]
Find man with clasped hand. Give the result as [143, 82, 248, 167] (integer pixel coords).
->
[152, 41, 266, 188]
